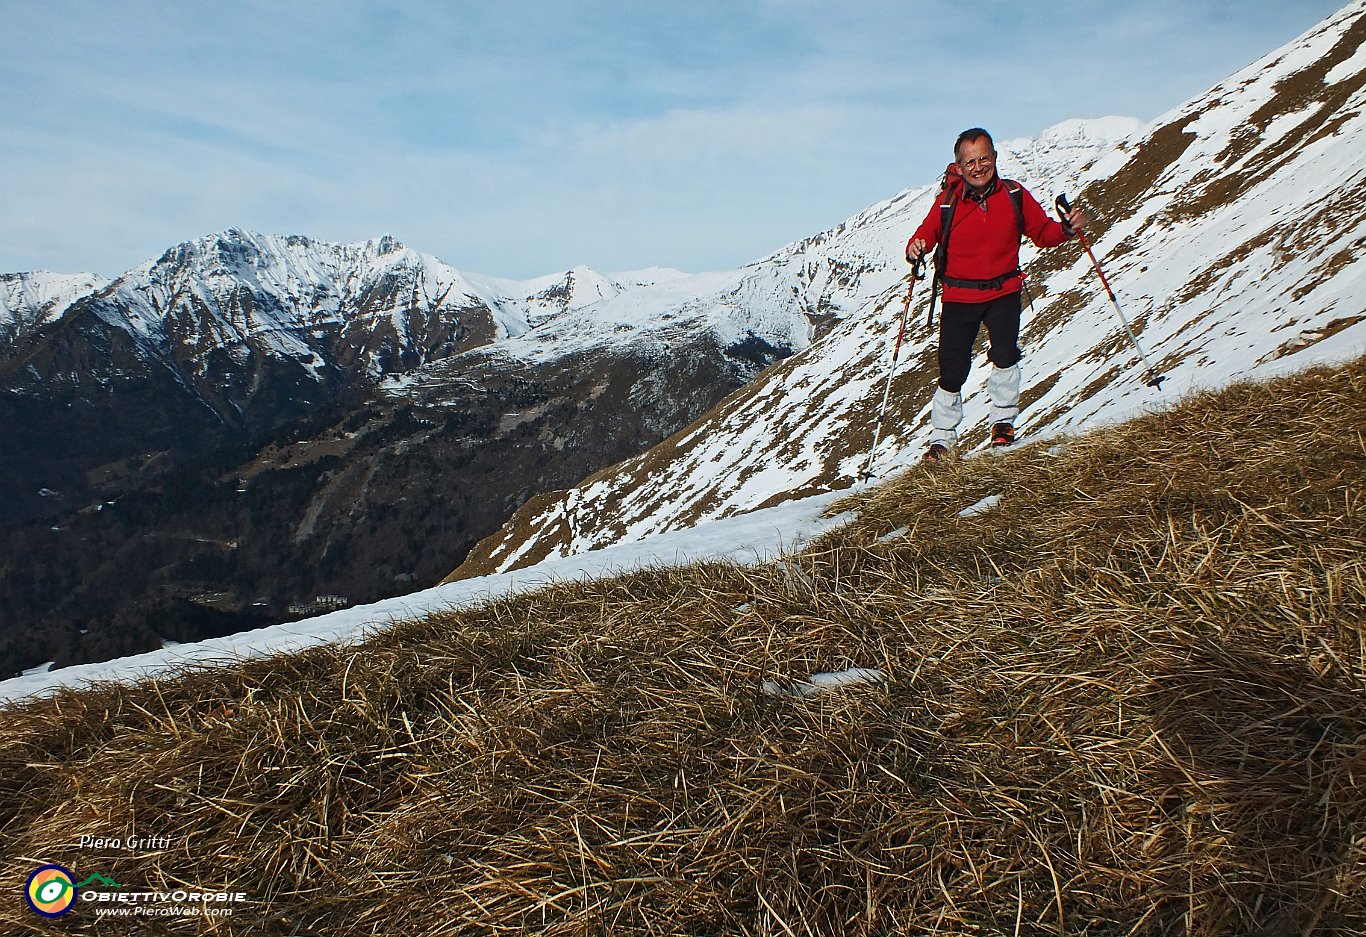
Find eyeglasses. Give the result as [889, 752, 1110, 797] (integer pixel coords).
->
[958, 153, 996, 170]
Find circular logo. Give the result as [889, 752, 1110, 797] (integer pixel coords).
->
[26, 865, 78, 918]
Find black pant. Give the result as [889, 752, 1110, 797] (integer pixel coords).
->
[937, 291, 1022, 393]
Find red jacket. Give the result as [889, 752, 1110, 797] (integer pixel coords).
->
[908, 176, 1071, 304]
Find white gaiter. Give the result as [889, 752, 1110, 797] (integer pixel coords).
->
[986, 364, 1021, 426]
[931, 386, 963, 447]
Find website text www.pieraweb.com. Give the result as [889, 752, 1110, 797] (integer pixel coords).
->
[84, 888, 247, 918]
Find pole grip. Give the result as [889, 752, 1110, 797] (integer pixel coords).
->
[1055, 193, 1071, 223]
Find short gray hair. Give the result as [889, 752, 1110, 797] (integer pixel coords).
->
[954, 127, 994, 161]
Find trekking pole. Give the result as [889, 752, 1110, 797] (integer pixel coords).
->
[925, 258, 941, 331]
[1056, 194, 1165, 390]
[859, 257, 924, 482]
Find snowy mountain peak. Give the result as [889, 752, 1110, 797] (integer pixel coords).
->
[0, 229, 541, 437]
[1002, 116, 1146, 157]
[511, 263, 698, 326]
[996, 116, 1146, 191]
[369, 234, 405, 256]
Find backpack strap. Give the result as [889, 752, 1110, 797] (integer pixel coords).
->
[932, 187, 960, 279]
[926, 180, 961, 329]
[1001, 178, 1025, 236]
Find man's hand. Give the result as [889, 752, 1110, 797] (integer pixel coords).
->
[905, 238, 928, 263]
[1064, 207, 1089, 235]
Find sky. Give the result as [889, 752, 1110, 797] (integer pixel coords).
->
[0, 0, 1351, 281]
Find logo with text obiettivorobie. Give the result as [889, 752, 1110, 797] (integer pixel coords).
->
[25, 865, 78, 917]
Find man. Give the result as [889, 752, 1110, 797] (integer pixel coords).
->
[906, 127, 1088, 462]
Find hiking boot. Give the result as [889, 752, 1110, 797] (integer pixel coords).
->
[921, 443, 951, 464]
[990, 422, 1015, 447]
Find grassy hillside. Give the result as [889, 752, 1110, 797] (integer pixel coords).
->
[2, 356, 1363, 935]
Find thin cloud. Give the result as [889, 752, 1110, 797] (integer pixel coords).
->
[0, 0, 1349, 280]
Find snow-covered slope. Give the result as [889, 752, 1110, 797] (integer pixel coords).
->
[0, 270, 107, 345]
[485, 268, 811, 365]
[379, 260, 812, 407]
[452, 1, 1366, 577]
[498, 264, 692, 327]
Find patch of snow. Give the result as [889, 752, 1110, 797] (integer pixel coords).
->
[761, 667, 887, 698]
[958, 495, 1003, 519]
[1326, 41, 1366, 84]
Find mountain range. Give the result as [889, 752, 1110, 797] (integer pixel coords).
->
[0, 234, 796, 674]
[3, 0, 1364, 677]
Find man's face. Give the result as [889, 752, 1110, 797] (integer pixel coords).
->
[956, 136, 996, 189]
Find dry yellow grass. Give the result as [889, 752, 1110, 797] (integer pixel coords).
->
[3, 356, 1364, 935]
